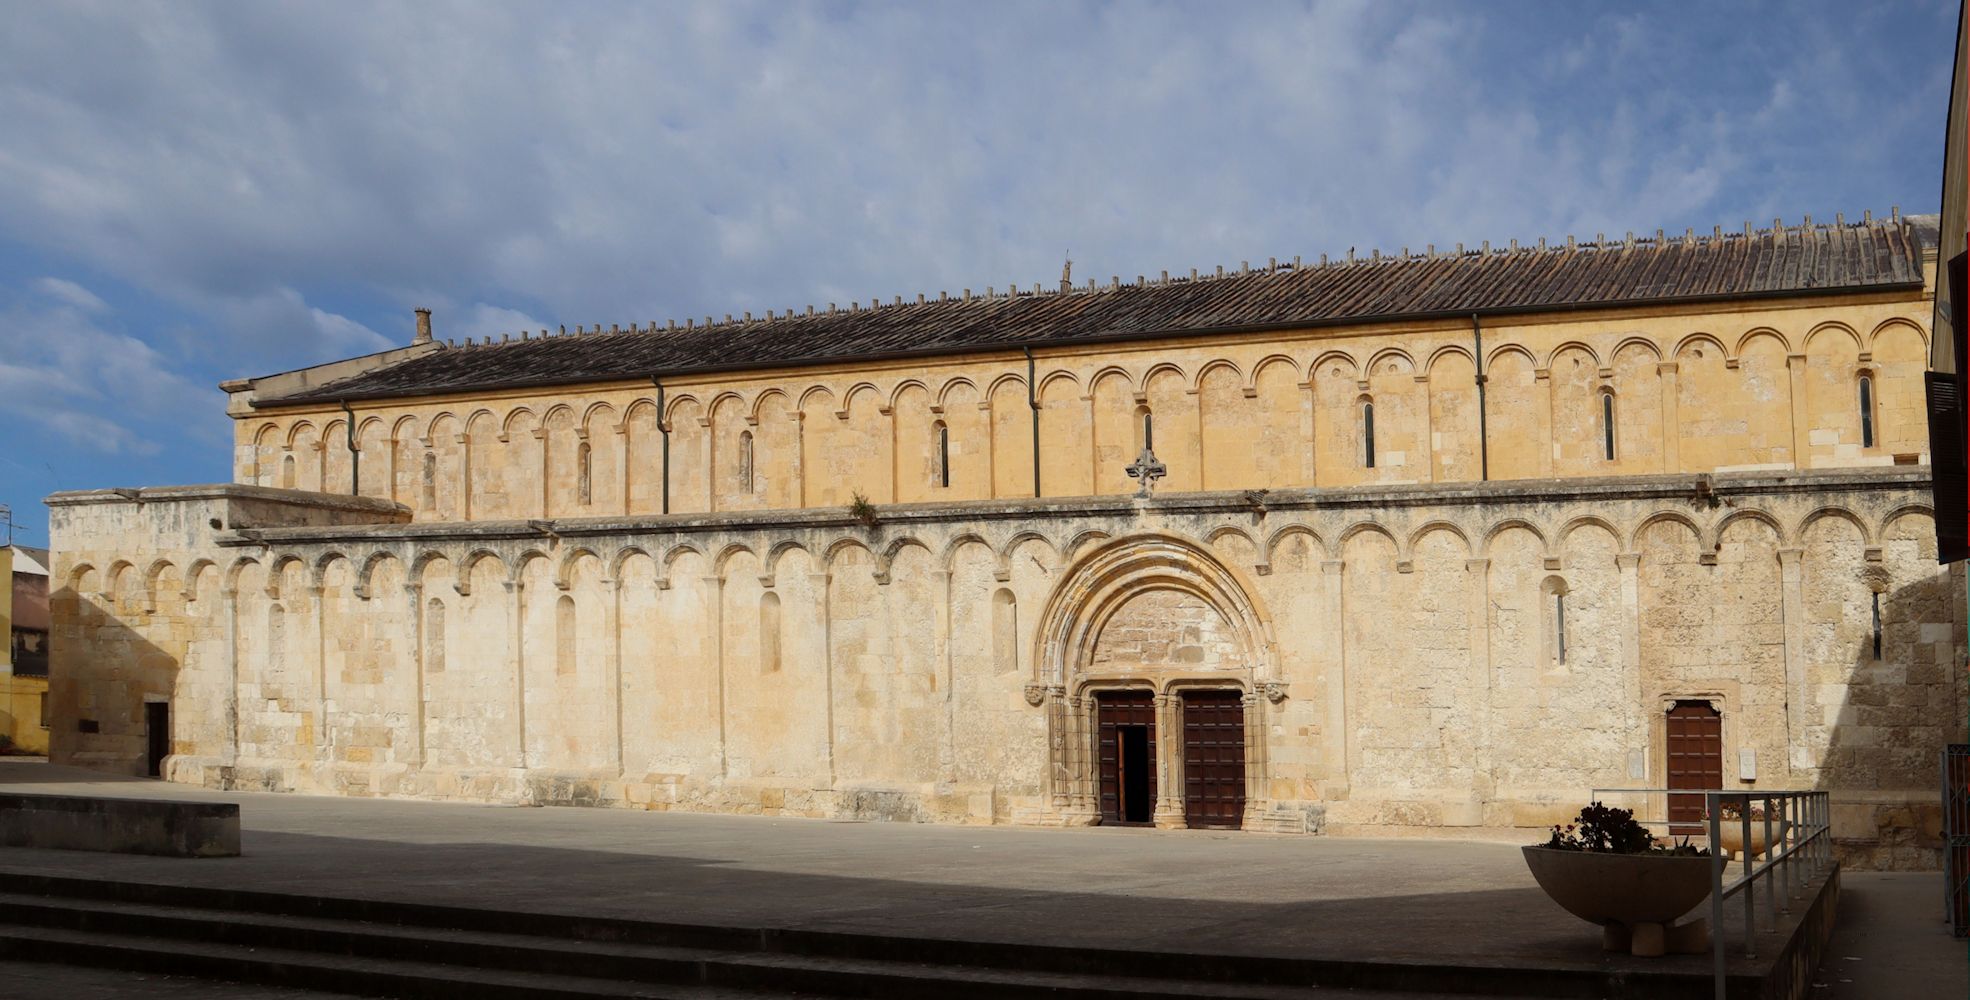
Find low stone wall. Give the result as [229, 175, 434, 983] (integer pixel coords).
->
[0, 792, 240, 857]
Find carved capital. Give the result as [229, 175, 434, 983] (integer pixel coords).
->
[1024, 683, 1049, 707]
[1261, 681, 1290, 704]
[1616, 552, 1642, 570]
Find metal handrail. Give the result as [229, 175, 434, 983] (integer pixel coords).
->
[1585, 788, 1832, 1000]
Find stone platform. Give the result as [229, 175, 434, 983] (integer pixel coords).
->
[0, 761, 1845, 998]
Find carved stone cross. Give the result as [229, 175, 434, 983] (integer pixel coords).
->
[1125, 445, 1167, 498]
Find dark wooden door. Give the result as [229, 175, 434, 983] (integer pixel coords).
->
[145, 701, 170, 778]
[1666, 701, 1722, 834]
[1096, 691, 1157, 826]
[1182, 691, 1245, 829]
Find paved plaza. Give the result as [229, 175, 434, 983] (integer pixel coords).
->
[0, 761, 1959, 998]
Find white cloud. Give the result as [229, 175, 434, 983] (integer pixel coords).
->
[0, 1, 1949, 372]
[0, 285, 216, 456]
[34, 277, 107, 313]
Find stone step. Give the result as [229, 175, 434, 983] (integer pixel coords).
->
[0, 874, 1652, 998]
[0, 923, 753, 999]
[0, 906, 1502, 1000]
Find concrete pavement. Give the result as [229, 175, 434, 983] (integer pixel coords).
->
[0, 760, 1888, 997]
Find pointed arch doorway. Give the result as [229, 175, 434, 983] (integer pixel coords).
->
[1031, 534, 1281, 831]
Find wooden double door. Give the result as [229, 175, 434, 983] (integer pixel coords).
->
[1666, 701, 1723, 835]
[1095, 690, 1245, 829]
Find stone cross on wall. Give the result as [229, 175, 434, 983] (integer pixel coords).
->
[1126, 445, 1166, 498]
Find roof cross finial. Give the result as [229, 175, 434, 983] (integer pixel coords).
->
[1060, 252, 1073, 293]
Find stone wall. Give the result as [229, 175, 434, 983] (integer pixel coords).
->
[231, 293, 1932, 524]
[47, 469, 1962, 867]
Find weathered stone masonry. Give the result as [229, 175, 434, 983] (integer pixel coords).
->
[48, 470, 1962, 866]
[46, 214, 1967, 869]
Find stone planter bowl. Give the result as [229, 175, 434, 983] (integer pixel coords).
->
[1521, 846, 1714, 925]
[1716, 819, 1790, 859]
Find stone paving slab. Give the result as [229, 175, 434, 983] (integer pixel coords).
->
[0, 762, 1787, 984]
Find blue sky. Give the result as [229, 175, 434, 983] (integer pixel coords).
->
[0, 0, 1957, 544]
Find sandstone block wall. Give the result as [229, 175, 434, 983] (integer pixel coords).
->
[47, 470, 1962, 868]
[231, 294, 1932, 526]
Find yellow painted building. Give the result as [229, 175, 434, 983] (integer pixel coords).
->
[46, 214, 1966, 868]
[3, 545, 51, 755]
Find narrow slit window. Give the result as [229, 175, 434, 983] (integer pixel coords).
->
[281, 454, 298, 490]
[738, 430, 754, 493]
[1871, 591, 1882, 660]
[577, 442, 593, 505]
[1555, 591, 1567, 664]
[1139, 407, 1154, 451]
[1859, 375, 1875, 448]
[1601, 392, 1617, 461]
[936, 421, 950, 488]
[1362, 401, 1376, 468]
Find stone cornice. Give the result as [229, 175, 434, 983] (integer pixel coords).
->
[202, 467, 1932, 548]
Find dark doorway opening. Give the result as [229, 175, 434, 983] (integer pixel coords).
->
[144, 701, 170, 778]
[1666, 700, 1722, 836]
[1119, 727, 1151, 824]
[1182, 690, 1246, 829]
[1096, 690, 1157, 826]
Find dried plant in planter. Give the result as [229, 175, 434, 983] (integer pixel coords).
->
[1539, 801, 1708, 857]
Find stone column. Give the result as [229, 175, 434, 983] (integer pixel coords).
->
[221, 585, 241, 767]
[1657, 362, 1679, 473]
[405, 581, 425, 769]
[1533, 367, 1555, 475]
[1299, 378, 1319, 485]
[1064, 692, 1097, 824]
[1785, 355, 1809, 470]
[1617, 553, 1646, 780]
[309, 584, 328, 765]
[1241, 688, 1271, 831]
[530, 428, 549, 518]
[1047, 685, 1070, 812]
[812, 571, 835, 788]
[457, 432, 473, 520]
[1321, 559, 1350, 794]
[698, 416, 715, 512]
[791, 411, 806, 509]
[933, 569, 956, 783]
[385, 437, 400, 504]
[1776, 548, 1808, 777]
[507, 580, 527, 771]
[1466, 558, 1493, 814]
[602, 575, 623, 774]
[614, 423, 632, 516]
[705, 574, 727, 778]
[1414, 373, 1434, 483]
[1153, 693, 1185, 828]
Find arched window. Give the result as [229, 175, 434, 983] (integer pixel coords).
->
[555, 594, 576, 676]
[1135, 405, 1154, 451]
[281, 454, 297, 490]
[760, 591, 782, 673]
[738, 430, 754, 493]
[935, 421, 950, 488]
[1870, 590, 1883, 661]
[1601, 391, 1617, 461]
[424, 598, 446, 674]
[1541, 576, 1569, 665]
[268, 603, 287, 671]
[992, 588, 1017, 675]
[1361, 400, 1376, 468]
[1858, 373, 1876, 448]
[577, 442, 593, 505]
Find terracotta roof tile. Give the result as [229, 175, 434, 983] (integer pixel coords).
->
[265, 217, 1933, 407]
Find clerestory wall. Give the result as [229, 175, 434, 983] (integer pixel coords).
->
[47, 469, 1962, 868]
[231, 293, 1933, 524]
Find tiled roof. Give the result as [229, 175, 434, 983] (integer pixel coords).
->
[264, 215, 1934, 407]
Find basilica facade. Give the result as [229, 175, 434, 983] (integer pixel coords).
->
[47, 214, 1961, 867]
